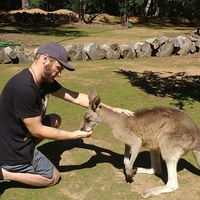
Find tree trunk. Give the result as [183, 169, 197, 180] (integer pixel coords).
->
[79, 0, 85, 22]
[153, 0, 160, 16]
[124, 0, 128, 27]
[144, 0, 152, 16]
[21, 0, 29, 10]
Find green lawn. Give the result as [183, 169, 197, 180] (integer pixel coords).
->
[1, 55, 200, 199]
[0, 22, 200, 200]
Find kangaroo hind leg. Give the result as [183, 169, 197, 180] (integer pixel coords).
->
[142, 146, 181, 199]
[142, 157, 179, 198]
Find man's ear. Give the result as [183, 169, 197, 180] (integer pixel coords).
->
[91, 96, 101, 111]
[42, 54, 50, 65]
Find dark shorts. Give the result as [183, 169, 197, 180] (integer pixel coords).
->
[1, 148, 54, 179]
[1, 114, 55, 179]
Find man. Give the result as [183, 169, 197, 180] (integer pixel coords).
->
[0, 42, 133, 187]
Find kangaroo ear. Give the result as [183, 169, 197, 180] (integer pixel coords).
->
[88, 90, 98, 104]
[91, 96, 101, 111]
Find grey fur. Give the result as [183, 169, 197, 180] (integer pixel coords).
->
[80, 91, 200, 198]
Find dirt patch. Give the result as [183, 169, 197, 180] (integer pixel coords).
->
[121, 53, 200, 77]
[130, 171, 200, 200]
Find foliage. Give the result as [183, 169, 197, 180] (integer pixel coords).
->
[0, 0, 200, 20]
[0, 40, 21, 48]
[29, 0, 44, 9]
[0, 0, 21, 10]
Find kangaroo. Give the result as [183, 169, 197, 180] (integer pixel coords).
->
[80, 91, 200, 198]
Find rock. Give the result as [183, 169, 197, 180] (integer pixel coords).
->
[100, 43, 120, 59]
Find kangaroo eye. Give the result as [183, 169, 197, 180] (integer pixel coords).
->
[85, 117, 91, 122]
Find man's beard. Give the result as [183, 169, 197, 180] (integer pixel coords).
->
[43, 64, 54, 83]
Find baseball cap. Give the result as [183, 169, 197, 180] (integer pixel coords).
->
[36, 42, 75, 71]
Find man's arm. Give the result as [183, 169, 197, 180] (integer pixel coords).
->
[51, 87, 134, 116]
[22, 116, 92, 140]
[51, 87, 89, 108]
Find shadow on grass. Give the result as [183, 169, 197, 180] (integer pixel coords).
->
[1, 139, 200, 195]
[131, 16, 196, 29]
[0, 22, 88, 38]
[115, 69, 200, 109]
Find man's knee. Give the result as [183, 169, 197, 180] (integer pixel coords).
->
[50, 113, 62, 128]
[43, 113, 62, 128]
[47, 168, 61, 187]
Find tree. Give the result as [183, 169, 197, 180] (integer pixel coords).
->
[144, 0, 160, 16]
[79, 0, 85, 22]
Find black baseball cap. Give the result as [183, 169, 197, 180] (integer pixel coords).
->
[36, 42, 75, 71]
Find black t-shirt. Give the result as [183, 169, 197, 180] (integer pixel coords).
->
[0, 68, 62, 165]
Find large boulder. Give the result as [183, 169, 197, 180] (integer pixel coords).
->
[82, 43, 105, 60]
[100, 43, 120, 60]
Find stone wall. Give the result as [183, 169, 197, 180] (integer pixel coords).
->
[1, 29, 200, 65]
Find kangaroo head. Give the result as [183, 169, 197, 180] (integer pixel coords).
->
[80, 91, 102, 132]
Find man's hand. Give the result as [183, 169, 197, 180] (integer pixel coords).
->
[75, 130, 93, 138]
[113, 108, 134, 117]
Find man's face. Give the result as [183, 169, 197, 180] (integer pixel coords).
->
[43, 57, 64, 83]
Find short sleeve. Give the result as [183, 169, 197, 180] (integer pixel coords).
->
[13, 86, 41, 119]
[41, 80, 62, 95]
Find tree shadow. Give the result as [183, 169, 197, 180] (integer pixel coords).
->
[132, 16, 196, 29]
[0, 22, 88, 38]
[1, 139, 199, 195]
[115, 69, 200, 109]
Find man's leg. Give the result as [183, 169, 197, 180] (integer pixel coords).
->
[1, 168, 60, 187]
[34, 113, 61, 145]
[43, 113, 61, 128]
[0, 148, 61, 187]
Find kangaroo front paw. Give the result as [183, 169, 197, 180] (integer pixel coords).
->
[124, 168, 136, 183]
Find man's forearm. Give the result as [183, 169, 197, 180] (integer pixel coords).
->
[31, 125, 91, 140]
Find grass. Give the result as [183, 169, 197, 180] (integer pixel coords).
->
[0, 21, 195, 51]
[1, 21, 200, 199]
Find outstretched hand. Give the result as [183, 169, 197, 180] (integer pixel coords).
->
[75, 130, 93, 138]
[113, 108, 134, 116]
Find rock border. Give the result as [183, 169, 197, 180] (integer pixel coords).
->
[1, 29, 200, 64]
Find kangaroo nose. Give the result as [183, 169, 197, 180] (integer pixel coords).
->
[80, 126, 85, 131]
